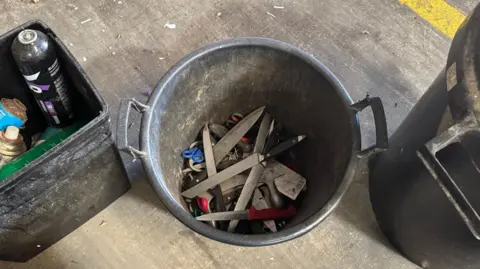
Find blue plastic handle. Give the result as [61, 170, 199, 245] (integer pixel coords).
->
[181, 147, 205, 163]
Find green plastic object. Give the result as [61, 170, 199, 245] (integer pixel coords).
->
[0, 121, 84, 181]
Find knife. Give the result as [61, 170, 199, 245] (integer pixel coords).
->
[228, 113, 272, 232]
[251, 188, 277, 232]
[209, 123, 252, 153]
[202, 124, 226, 217]
[213, 106, 265, 164]
[196, 205, 296, 221]
[183, 107, 264, 187]
[181, 135, 307, 198]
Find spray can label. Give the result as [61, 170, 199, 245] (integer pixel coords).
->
[23, 59, 73, 124]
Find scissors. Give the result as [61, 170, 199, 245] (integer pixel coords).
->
[225, 112, 245, 129]
[181, 147, 204, 163]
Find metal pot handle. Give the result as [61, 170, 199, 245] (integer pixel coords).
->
[116, 98, 149, 159]
[351, 96, 389, 158]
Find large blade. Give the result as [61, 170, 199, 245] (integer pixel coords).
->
[181, 153, 261, 198]
[213, 106, 265, 165]
[202, 124, 217, 177]
[182, 135, 307, 199]
[227, 164, 265, 231]
[252, 113, 272, 153]
[209, 123, 252, 153]
[202, 124, 226, 218]
[196, 160, 296, 198]
[196, 210, 249, 221]
[198, 206, 297, 221]
[228, 113, 272, 232]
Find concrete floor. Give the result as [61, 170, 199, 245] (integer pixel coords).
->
[0, 0, 474, 268]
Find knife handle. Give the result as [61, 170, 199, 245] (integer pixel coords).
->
[265, 135, 306, 158]
[248, 205, 296, 220]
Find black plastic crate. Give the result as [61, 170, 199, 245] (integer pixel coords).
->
[0, 20, 130, 262]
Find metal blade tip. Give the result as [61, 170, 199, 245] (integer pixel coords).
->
[298, 135, 307, 141]
[254, 106, 266, 114]
[196, 216, 208, 221]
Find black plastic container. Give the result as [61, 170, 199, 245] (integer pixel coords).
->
[369, 3, 480, 269]
[0, 21, 130, 262]
[117, 38, 388, 246]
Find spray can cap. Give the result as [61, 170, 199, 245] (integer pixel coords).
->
[18, 29, 38, 45]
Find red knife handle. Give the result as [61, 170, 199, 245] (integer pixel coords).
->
[248, 205, 296, 220]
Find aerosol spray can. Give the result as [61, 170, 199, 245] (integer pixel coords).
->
[11, 29, 73, 127]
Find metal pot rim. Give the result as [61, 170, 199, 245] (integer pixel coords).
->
[140, 37, 361, 246]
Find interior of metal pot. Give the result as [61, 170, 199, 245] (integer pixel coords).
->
[148, 41, 354, 231]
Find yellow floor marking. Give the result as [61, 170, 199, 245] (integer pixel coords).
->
[399, 0, 466, 38]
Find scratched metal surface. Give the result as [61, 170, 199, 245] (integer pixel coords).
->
[0, 0, 462, 267]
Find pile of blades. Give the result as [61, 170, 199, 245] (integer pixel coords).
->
[181, 107, 308, 234]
